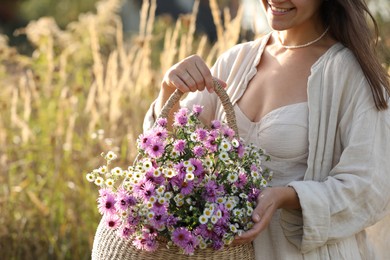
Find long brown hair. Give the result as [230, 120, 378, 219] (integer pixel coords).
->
[321, 0, 390, 110]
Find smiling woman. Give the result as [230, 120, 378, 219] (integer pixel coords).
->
[134, 0, 390, 259]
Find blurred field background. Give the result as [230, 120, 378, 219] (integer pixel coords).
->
[0, 0, 389, 259]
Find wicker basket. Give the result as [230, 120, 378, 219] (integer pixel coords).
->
[91, 80, 255, 259]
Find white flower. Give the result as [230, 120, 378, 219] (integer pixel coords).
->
[98, 166, 108, 174]
[203, 208, 213, 218]
[251, 171, 260, 179]
[211, 216, 218, 224]
[156, 186, 166, 195]
[239, 193, 248, 199]
[186, 164, 195, 173]
[199, 215, 208, 224]
[204, 158, 213, 168]
[147, 211, 155, 219]
[219, 139, 232, 151]
[158, 197, 167, 204]
[111, 167, 123, 176]
[94, 176, 104, 186]
[231, 138, 240, 148]
[227, 173, 238, 183]
[246, 207, 254, 216]
[143, 160, 153, 170]
[86, 173, 95, 182]
[190, 132, 197, 142]
[153, 168, 162, 177]
[105, 151, 117, 161]
[216, 197, 226, 204]
[185, 172, 195, 181]
[261, 178, 268, 187]
[230, 224, 238, 233]
[164, 192, 173, 199]
[218, 151, 229, 162]
[105, 178, 115, 187]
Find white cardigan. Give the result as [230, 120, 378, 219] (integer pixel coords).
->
[143, 34, 390, 259]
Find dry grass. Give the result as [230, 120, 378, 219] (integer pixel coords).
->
[0, 0, 248, 259]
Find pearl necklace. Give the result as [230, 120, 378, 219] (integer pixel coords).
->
[277, 27, 330, 49]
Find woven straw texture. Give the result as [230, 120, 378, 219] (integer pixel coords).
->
[91, 80, 254, 259]
[92, 218, 255, 259]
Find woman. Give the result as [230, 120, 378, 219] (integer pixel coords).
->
[143, 0, 390, 259]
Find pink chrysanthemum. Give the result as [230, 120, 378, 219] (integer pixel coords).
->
[173, 139, 186, 153]
[104, 213, 120, 229]
[133, 179, 156, 201]
[172, 227, 192, 248]
[193, 145, 205, 157]
[145, 138, 165, 158]
[156, 117, 167, 127]
[97, 192, 116, 215]
[195, 128, 208, 141]
[174, 108, 189, 126]
[192, 105, 203, 115]
[211, 120, 221, 129]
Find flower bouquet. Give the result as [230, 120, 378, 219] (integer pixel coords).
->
[89, 82, 271, 259]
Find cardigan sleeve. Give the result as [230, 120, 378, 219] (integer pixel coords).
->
[280, 50, 390, 254]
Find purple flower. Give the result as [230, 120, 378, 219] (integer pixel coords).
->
[173, 139, 186, 153]
[195, 128, 208, 141]
[115, 188, 136, 212]
[204, 136, 218, 152]
[149, 208, 168, 230]
[212, 239, 224, 250]
[202, 180, 224, 202]
[133, 233, 158, 252]
[193, 145, 205, 157]
[172, 227, 191, 248]
[222, 126, 235, 138]
[104, 214, 120, 229]
[138, 133, 152, 150]
[189, 158, 204, 177]
[117, 225, 136, 239]
[211, 120, 221, 129]
[234, 172, 248, 189]
[97, 192, 116, 215]
[133, 179, 156, 201]
[152, 126, 168, 140]
[145, 138, 165, 158]
[248, 187, 261, 202]
[180, 181, 194, 195]
[183, 234, 199, 255]
[156, 118, 167, 127]
[174, 108, 189, 126]
[145, 169, 165, 185]
[192, 105, 203, 115]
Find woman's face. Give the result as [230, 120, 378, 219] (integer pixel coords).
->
[261, 0, 324, 31]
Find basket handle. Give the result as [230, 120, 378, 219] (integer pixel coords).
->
[156, 79, 239, 137]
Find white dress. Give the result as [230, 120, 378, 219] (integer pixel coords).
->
[143, 33, 390, 259]
[235, 102, 310, 260]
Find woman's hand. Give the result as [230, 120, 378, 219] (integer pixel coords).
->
[161, 54, 225, 94]
[233, 186, 300, 245]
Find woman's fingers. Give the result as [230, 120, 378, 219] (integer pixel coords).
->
[162, 55, 216, 93]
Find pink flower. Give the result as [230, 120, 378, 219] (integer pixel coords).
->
[173, 139, 186, 153]
[172, 227, 191, 248]
[174, 108, 189, 126]
[97, 191, 116, 215]
[193, 145, 205, 157]
[145, 138, 165, 158]
[117, 225, 136, 239]
[156, 118, 167, 127]
[133, 179, 156, 201]
[211, 120, 221, 129]
[104, 214, 120, 229]
[195, 128, 208, 141]
[192, 105, 203, 115]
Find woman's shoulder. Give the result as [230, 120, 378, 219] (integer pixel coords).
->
[217, 33, 271, 62]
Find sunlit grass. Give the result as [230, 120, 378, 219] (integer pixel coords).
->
[0, 0, 250, 259]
